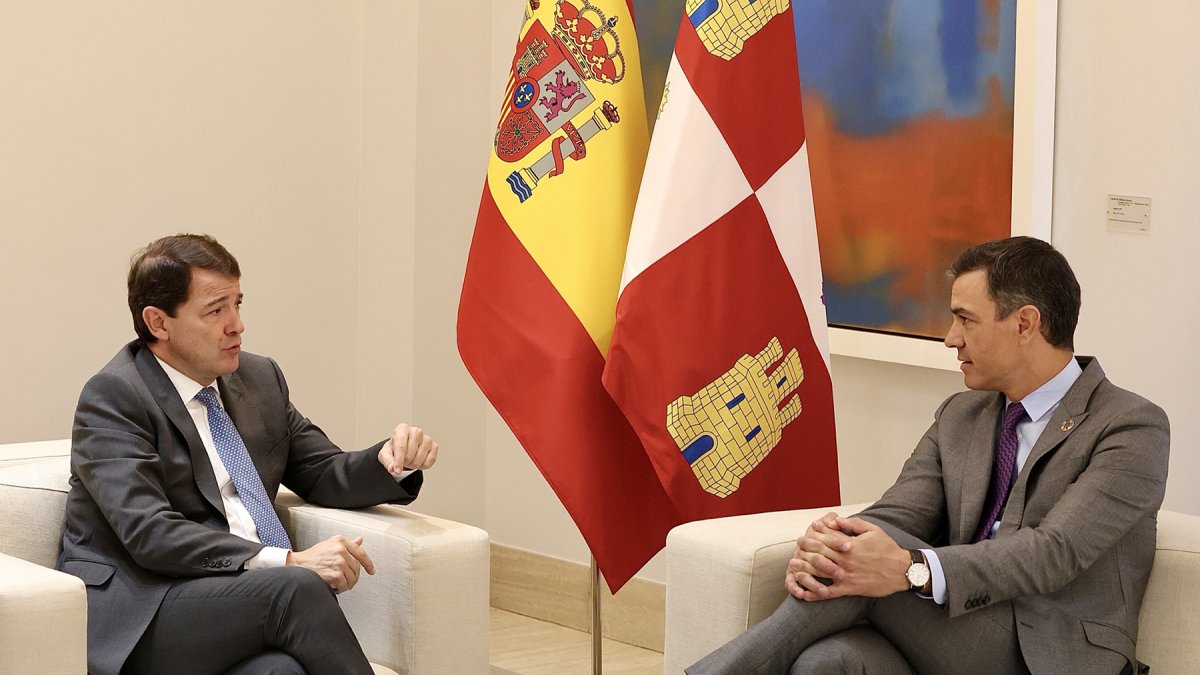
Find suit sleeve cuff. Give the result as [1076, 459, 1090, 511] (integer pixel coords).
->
[245, 546, 289, 570]
[921, 548, 947, 605]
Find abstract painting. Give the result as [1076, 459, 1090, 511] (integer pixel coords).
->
[794, 0, 1017, 339]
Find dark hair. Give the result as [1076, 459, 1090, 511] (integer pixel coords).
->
[128, 234, 240, 343]
[949, 236, 1080, 350]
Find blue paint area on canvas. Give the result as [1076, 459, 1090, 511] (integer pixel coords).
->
[823, 272, 923, 329]
[940, 0, 980, 107]
[793, 0, 1016, 135]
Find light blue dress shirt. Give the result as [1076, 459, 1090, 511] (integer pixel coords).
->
[921, 357, 1083, 604]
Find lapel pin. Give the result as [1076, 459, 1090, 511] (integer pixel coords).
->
[1060, 419, 1075, 432]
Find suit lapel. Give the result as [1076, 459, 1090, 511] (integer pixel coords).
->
[133, 346, 225, 516]
[1001, 357, 1103, 531]
[958, 393, 1005, 541]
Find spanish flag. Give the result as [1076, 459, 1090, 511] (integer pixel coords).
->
[603, 2, 840, 518]
[457, 0, 678, 590]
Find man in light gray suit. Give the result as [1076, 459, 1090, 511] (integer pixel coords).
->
[59, 234, 440, 675]
[689, 237, 1169, 674]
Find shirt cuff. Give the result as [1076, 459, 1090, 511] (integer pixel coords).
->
[245, 546, 289, 570]
[921, 548, 947, 605]
[392, 468, 416, 481]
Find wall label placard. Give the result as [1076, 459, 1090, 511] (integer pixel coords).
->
[1106, 194, 1151, 233]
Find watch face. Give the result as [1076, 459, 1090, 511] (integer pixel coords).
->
[907, 563, 931, 588]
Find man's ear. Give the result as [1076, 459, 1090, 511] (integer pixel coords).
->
[1015, 305, 1042, 344]
[143, 306, 171, 342]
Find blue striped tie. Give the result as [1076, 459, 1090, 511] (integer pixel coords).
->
[195, 387, 292, 550]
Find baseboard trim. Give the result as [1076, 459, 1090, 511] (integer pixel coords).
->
[489, 543, 665, 652]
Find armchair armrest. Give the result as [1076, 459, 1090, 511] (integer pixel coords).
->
[663, 503, 871, 673]
[0, 552, 87, 674]
[276, 493, 490, 675]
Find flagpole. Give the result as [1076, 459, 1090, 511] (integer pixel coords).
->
[590, 554, 603, 674]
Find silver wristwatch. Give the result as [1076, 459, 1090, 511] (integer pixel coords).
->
[906, 549, 931, 592]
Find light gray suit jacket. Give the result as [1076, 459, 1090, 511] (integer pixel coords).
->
[861, 356, 1169, 674]
[57, 342, 423, 675]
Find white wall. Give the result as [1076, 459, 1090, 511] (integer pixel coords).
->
[0, 1, 364, 448]
[354, 0, 494, 529]
[1052, 0, 1200, 514]
[3, 0, 1198, 587]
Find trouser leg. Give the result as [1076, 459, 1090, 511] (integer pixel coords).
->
[123, 566, 372, 675]
[789, 625, 915, 675]
[686, 593, 876, 674]
[223, 650, 306, 675]
[861, 586, 1027, 675]
[688, 586, 1024, 675]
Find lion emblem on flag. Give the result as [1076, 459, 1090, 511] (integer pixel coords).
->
[666, 337, 804, 497]
[494, 0, 628, 203]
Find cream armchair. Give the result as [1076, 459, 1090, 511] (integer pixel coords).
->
[0, 440, 490, 675]
[665, 505, 1200, 674]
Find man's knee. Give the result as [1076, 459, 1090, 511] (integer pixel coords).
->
[791, 638, 870, 674]
[224, 649, 307, 675]
[790, 627, 913, 675]
[260, 567, 338, 611]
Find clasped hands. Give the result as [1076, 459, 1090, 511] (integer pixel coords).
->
[785, 512, 912, 602]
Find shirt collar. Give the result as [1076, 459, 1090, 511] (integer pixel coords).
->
[1010, 356, 1083, 422]
[153, 354, 221, 405]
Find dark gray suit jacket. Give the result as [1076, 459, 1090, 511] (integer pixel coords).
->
[861, 356, 1169, 674]
[57, 341, 423, 675]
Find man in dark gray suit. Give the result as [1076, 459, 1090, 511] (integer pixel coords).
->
[689, 237, 1169, 674]
[58, 234, 439, 675]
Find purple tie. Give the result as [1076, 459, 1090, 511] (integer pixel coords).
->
[973, 402, 1027, 542]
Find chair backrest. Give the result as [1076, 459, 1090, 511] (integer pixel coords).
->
[0, 440, 72, 568]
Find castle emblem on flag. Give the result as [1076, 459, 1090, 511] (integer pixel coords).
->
[686, 0, 790, 60]
[494, 0, 628, 203]
[666, 337, 805, 497]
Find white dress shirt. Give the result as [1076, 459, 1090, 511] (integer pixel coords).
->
[921, 357, 1084, 604]
[155, 356, 288, 569]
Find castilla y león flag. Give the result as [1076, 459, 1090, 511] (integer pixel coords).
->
[602, 2, 840, 518]
[457, 0, 679, 590]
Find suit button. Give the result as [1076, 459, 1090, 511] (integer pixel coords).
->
[222, 560, 231, 568]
